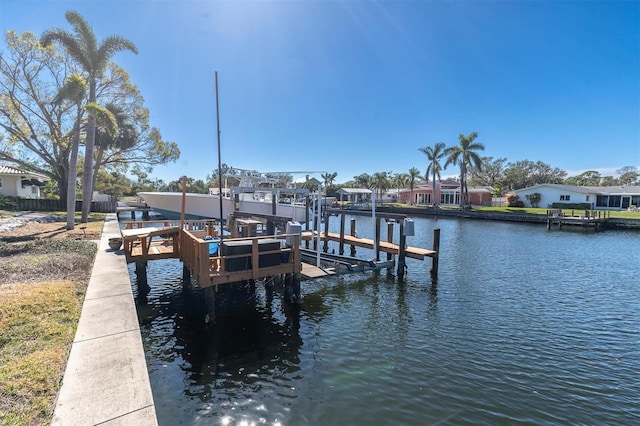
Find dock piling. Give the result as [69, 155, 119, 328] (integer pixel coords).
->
[431, 229, 440, 278]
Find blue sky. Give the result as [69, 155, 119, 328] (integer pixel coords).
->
[2, 0, 639, 184]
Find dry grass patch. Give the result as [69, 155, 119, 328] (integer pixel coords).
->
[0, 280, 86, 426]
[0, 213, 102, 425]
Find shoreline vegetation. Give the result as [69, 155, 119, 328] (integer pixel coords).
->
[0, 212, 104, 425]
[0, 205, 637, 424]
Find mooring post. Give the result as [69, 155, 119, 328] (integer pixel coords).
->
[431, 228, 440, 278]
[204, 286, 216, 324]
[339, 213, 346, 255]
[397, 220, 406, 279]
[142, 209, 149, 221]
[135, 261, 147, 280]
[386, 221, 394, 262]
[182, 264, 191, 289]
[374, 216, 381, 261]
[350, 218, 357, 257]
[284, 272, 301, 304]
[130, 210, 135, 220]
[305, 196, 310, 249]
[323, 212, 330, 252]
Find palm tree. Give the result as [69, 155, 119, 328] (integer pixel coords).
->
[372, 172, 390, 203]
[444, 132, 485, 208]
[41, 10, 138, 222]
[55, 74, 86, 230]
[407, 167, 421, 205]
[419, 142, 446, 207]
[93, 103, 138, 191]
[390, 172, 408, 203]
[321, 172, 338, 188]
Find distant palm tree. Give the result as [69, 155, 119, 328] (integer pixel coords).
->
[407, 167, 421, 205]
[372, 172, 390, 202]
[41, 10, 138, 222]
[321, 172, 338, 188]
[390, 173, 408, 203]
[444, 132, 485, 208]
[419, 142, 446, 207]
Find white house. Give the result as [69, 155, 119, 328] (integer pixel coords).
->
[514, 184, 640, 210]
[0, 165, 48, 199]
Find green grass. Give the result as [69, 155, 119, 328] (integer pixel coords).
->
[378, 203, 640, 220]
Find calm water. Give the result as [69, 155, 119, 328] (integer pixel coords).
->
[129, 216, 640, 425]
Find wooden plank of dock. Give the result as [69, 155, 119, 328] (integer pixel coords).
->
[301, 231, 435, 260]
[301, 262, 335, 279]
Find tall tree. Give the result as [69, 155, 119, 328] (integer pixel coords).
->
[55, 77, 118, 230]
[0, 31, 79, 200]
[321, 172, 338, 187]
[616, 166, 639, 185]
[502, 160, 567, 190]
[390, 172, 408, 203]
[41, 10, 138, 222]
[564, 170, 602, 186]
[0, 31, 178, 208]
[419, 142, 446, 206]
[407, 167, 421, 205]
[444, 132, 485, 207]
[372, 172, 390, 201]
[468, 156, 507, 188]
[353, 173, 372, 189]
[55, 74, 86, 230]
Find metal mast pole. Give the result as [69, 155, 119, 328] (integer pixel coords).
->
[215, 71, 224, 241]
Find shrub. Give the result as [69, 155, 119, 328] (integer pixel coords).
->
[506, 194, 525, 207]
[550, 202, 591, 210]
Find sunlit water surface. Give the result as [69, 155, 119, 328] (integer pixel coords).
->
[129, 216, 640, 425]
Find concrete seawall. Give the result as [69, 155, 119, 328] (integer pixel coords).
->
[51, 213, 157, 425]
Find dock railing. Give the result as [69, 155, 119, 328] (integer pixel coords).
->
[179, 232, 301, 288]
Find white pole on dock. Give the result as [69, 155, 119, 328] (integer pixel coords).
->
[316, 183, 322, 268]
[371, 189, 377, 259]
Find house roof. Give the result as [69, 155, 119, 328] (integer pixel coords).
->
[514, 183, 640, 196]
[337, 188, 372, 194]
[0, 165, 48, 179]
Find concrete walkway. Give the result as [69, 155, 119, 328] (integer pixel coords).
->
[51, 213, 157, 425]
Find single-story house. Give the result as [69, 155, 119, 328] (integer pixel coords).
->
[398, 180, 494, 206]
[514, 184, 640, 210]
[336, 188, 372, 206]
[0, 164, 48, 199]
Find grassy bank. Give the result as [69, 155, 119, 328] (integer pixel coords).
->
[0, 213, 104, 425]
[379, 204, 640, 220]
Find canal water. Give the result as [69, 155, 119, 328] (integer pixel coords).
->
[129, 216, 639, 425]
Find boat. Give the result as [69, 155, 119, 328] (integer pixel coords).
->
[138, 190, 310, 223]
[138, 170, 313, 223]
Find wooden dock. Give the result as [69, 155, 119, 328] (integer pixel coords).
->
[301, 231, 436, 260]
[546, 209, 609, 231]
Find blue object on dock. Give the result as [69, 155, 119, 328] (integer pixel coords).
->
[204, 236, 220, 255]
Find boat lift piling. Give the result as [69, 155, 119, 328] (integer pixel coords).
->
[314, 209, 439, 278]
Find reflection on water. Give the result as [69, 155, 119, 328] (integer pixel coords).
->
[130, 217, 640, 425]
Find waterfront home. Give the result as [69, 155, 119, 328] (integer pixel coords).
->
[514, 184, 640, 210]
[397, 180, 494, 206]
[337, 188, 372, 206]
[0, 164, 48, 199]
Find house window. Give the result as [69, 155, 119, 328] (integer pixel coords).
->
[0, 177, 2, 188]
[31, 186, 37, 195]
[586, 195, 590, 201]
[560, 195, 571, 201]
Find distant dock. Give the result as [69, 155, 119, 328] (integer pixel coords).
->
[546, 209, 609, 231]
